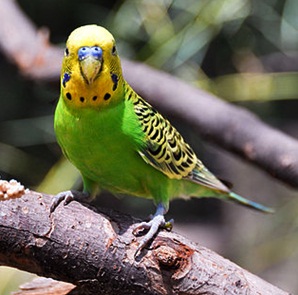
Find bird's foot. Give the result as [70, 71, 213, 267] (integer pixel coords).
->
[133, 207, 173, 258]
[50, 190, 90, 213]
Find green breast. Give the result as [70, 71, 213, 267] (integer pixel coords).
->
[54, 97, 157, 196]
[54, 95, 215, 205]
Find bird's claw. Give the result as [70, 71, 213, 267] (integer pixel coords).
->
[50, 190, 90, 213]
[133, 215, 173, 258]
[50, 190, 73, 213]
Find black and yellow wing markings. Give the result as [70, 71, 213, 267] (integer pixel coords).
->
[132, 95, 228, 192]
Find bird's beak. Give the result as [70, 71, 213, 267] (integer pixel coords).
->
[78, 46, 103, 84]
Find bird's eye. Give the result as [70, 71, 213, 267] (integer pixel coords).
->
[111, 45, 117, 55]
[65, 47, 69, 56]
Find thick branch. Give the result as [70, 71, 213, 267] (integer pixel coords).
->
[0, 190, 288, 295]
[1, 0, 298, 189]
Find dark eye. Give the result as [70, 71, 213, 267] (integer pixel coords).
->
[65, 47, 69, 56]
[111, 45, 117, 55]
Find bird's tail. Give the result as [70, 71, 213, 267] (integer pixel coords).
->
[228, 192, 274, 213]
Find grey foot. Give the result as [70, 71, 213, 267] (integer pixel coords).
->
[50, 190, 90, 213]
[133, 213, 173, 258]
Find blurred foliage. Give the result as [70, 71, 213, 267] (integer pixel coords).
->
[0, 267, 36, 295]
[1, 0, 298, 293]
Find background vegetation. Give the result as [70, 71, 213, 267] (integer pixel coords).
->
[1, 0, 298, 293]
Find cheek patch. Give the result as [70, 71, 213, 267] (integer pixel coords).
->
[63, 73, 71, 87]
[111, 73, 118, 91]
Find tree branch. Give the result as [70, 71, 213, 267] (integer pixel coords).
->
[1, 0, 298, 189]
[0, 189, 289, 295]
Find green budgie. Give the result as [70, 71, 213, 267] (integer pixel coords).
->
[52, 25, 273, 255]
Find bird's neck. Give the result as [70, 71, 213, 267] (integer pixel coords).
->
[60, 71, 125, 111]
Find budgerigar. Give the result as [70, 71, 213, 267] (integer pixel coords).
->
[52, 25, 273, 255]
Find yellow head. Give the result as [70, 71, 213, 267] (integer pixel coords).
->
[61, 25, 123, 109]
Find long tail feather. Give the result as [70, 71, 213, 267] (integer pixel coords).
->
[228, 192, 274, 213]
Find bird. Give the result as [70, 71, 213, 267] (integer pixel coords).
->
[52, 24, 273, 256]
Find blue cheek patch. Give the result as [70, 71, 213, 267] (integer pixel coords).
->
[111, 73, 118, 91]
[62, 73, 71, 87]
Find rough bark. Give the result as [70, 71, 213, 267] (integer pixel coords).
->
[1, 0, 298, 190]
[0, 190, 289, 295]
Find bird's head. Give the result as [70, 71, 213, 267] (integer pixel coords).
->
[60, 25, 123, 109]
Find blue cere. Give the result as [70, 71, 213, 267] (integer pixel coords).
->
[78, 46, 102, 61]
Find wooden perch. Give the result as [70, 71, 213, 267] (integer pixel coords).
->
[1, 0, 298, 190]
[0, 189, 289, 295]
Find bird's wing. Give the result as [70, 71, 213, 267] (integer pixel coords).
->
[133, 96, 228, 192]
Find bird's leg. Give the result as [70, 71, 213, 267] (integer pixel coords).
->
[133, 203, 173, 257]
[50, 190, 91, 213]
